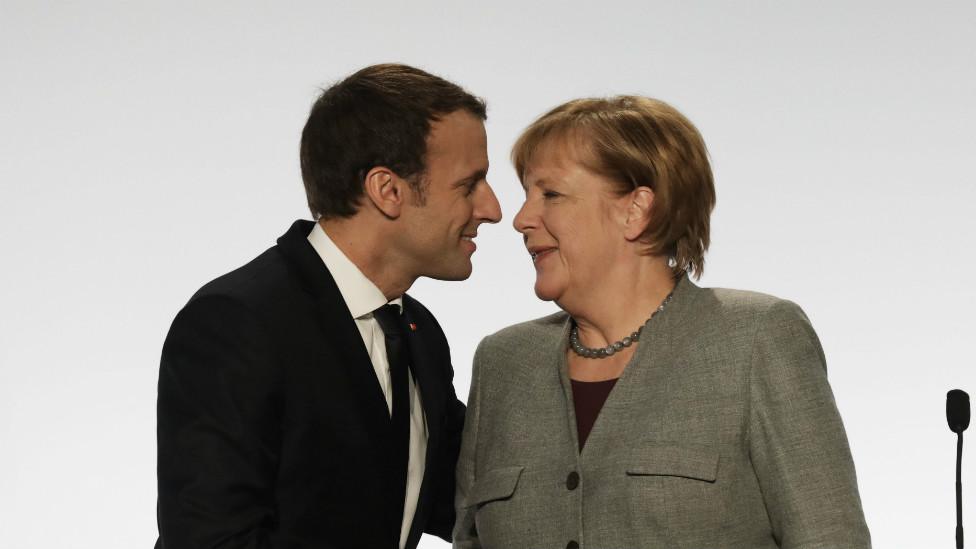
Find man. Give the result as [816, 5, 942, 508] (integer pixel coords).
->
[156, 64, 501, 549]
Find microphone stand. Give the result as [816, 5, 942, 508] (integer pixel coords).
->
[959, 430, 965, 549]
[949, 389, 969, 549]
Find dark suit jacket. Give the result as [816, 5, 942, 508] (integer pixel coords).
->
[156, 220, 465, 549]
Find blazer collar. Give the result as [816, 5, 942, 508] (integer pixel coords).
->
[400, 294, 451, 547]
[276, 219, 392, 430]
[651, 273, 702, 341]
[276, 219, 341, 304]
[400, 295, 445, 446]
[277, 219, 446, 446]
[553, 274, 703, 456]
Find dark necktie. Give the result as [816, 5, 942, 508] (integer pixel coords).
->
[371, 304, 411, 547]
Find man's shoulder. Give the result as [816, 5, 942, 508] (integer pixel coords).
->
[184, 244, 301, 314]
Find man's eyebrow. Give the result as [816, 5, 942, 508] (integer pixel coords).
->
[454, 169, 488, 186]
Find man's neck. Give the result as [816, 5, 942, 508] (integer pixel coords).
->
[318, 218, 415, 301]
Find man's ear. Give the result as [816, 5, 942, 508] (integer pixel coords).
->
[363, 166, 406, 218]
[624, 186, 655, 241]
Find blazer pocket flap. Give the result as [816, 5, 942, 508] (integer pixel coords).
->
[625, 443, 719, 482]
[469, 466, 524, 506]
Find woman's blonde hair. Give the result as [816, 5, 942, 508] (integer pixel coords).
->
[512, 96, 716, 279]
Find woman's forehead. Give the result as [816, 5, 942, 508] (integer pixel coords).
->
[523, 134, 595, 178]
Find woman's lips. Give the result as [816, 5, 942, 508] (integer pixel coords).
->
[531, 247, 557, 264]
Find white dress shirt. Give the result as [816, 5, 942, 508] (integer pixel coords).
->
[307, 222, 428, 549]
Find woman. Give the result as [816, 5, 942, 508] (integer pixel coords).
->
[454, 97, 871, 548]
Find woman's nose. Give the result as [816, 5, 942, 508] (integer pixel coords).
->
[513, 198, 535, 234]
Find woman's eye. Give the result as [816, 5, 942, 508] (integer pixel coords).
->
[542, 190, 561, 199]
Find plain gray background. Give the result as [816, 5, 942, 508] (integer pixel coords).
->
[2, 1, 973, 547]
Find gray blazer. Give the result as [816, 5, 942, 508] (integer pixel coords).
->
[454, 278, 871, 549]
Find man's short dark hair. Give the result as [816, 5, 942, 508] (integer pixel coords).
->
[299, 63, 487, 219]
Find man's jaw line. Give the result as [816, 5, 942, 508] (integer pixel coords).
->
[320, 217, 419, 301]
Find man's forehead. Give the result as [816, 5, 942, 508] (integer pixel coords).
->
[427, 110, 485, 139]
[426, 127, 487, 162]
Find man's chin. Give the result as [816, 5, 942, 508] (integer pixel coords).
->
[423, 260, 473, 282]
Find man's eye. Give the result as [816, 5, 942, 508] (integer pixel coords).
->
[465, 181, 479, 195]
[542, 190, 561, 199]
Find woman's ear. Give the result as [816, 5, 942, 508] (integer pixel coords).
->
[623, 186, 654, 241]
[363, 166, 405, 218]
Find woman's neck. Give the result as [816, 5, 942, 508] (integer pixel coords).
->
[567, 258, 677, 349]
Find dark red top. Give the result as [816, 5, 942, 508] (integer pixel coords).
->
[570, 378, 618, 451]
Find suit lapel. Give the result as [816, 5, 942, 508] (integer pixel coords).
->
[401, 296, 444, 453]
[279, 222, 450, 546]
[400, 295, 446, 547]
[553, 317, 581, 454]
[276, 220, 392, 433]
[579, 275, 702, 461]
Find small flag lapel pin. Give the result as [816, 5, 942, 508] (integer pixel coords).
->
[409, 322, 418, 331]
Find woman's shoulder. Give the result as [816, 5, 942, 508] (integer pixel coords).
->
[477, 310, 569, 353]
[691, 283, 810, 327]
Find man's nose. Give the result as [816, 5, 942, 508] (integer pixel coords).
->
[475, 181, 502, 224]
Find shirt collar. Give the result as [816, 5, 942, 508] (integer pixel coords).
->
[306, 222, 403, 319]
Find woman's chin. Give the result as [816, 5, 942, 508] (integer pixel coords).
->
[533, 280, 563, 302]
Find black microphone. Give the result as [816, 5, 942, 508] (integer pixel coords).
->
[950, 390, 971, 434]
[948, 389, 970, 549]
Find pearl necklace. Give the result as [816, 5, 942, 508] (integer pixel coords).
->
[569, 290, 675, 359]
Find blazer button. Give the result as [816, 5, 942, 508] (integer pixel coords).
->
[566, 541, 579, 549]
[566, 471, 579, 490]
